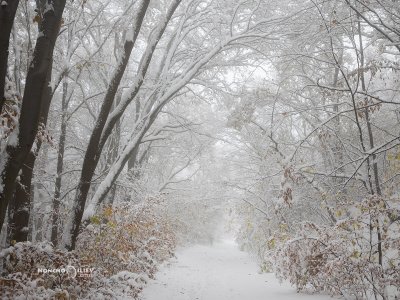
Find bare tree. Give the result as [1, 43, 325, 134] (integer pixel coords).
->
[63, 0, 154, 250]
[0, 0, 67, 234]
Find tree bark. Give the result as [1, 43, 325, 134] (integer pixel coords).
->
[101, 92, 122, 207]
[0, 0, 20, 112]
[63, 0, 151, 250]
[357, 18, 384, 272]
[87, 23, 230, 216]
[50, 79, 68, 246]
[127, 99, 141, 172]
[0, 0, 66, 234]
[90, 112, 158, 207]
[7, 46, 55, 243]
[6, 151, 34, 243]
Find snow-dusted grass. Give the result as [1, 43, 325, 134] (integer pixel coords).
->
[140, 238, 338, 300]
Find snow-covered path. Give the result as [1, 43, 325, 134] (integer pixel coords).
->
[140, 239, 335, 300]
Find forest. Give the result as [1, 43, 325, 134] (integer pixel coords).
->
[0, 0, 399, 299]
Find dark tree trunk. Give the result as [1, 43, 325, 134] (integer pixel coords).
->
[94, 109, 161, 205]
[6, 151, 34, 243]
[127, 100, 141, 172]
[7, 49, 55, 243]
[65, 0, 184, 251]
[100, 92, 122, 207]
[0, 0, 66, 234]
[64, 0, 150, 250]
[50, 79, 68, 246]
[0, 0, 20, 112]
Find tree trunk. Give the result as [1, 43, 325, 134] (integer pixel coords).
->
[101, 92, 122, 207]
[87, 24, 229, 219]
[50, 79, 68, 246]
[357, 18, 384, 272]
[127, 100, 141, 172]
[62, 0, 150, 250]
[90, 115, 156, 207]
[0, 0, 20, 112]
[7, 46, 55, 243]
[0, 0, 66, 234]
[6, 151, 34, 243]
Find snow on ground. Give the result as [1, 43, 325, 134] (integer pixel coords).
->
[140, 238, 337, 300]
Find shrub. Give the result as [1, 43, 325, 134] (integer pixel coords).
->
[272, 196, 400, 299]
[76, 198, 176, 278]
[0, 197, 177, 299]
[0, 241, 84, 299]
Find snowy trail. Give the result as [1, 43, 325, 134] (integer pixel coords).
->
[140, 238, 335, 300]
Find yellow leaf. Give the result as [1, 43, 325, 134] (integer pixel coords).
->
[268, 238, 276, 249]
[90, 215, 101, 225]
[103, 207, 113, 218]
[33, 15, 41, 24]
